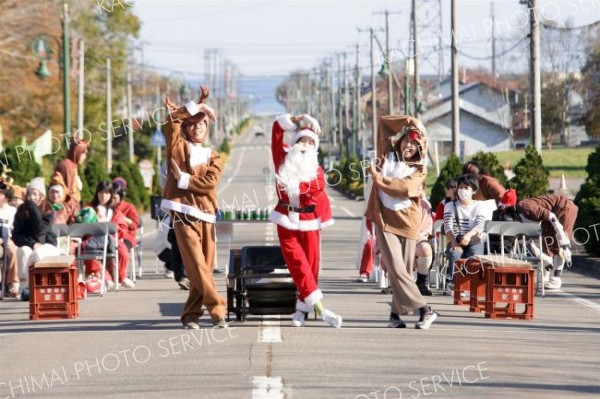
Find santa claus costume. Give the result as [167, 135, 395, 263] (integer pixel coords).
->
[269, 113, 342, 328]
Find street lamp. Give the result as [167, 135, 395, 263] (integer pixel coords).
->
[30, 0, 71, 138]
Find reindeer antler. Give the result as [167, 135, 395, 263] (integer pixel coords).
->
[198, 86, 210, 104]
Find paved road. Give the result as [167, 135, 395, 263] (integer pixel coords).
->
[1, 125, 599, 398]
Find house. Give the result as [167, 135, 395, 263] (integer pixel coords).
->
[420, 80, 512, 157]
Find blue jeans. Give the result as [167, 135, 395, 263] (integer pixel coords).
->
[445, 242, 484, 281]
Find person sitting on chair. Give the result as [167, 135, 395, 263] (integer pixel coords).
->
[443, 174, 487, 294]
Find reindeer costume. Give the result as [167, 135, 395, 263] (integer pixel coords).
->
[161, 89, 226, 328]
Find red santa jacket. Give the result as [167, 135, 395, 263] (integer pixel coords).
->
[269, 115, 333, 231]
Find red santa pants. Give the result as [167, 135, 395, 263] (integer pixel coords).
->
[277, 225, 320, 302]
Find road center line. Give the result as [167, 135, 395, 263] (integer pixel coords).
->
[252, 376, 284, 399]
[258, 316, 281, 343]
[555, 291, 600, 313]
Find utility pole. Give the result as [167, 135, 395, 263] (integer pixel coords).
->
[370, 29, 378, 157]
[337, 53, 344, 155]
[529, 0, 542, 152]
[411, 0, 419, 117]
[354, 42, 361, 158]
[491, 0, 496, 80]
[127, 70, 134, 163]
[106, 58, 113, 173]
[374, 10, 401, 115]
[451, 0, 460, 157]
[62, 0, 71, 138]
[343, 53, 350, 136]
[328, 58, 337, 148]
[77, 38, 84, 139]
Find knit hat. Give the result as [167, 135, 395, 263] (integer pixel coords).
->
[291, 128, 319, 150]
[49, 172, 68, 202]
[499, 189, 517, 207]
[27, 177, 46, 198]
[112, 177, 127, 190]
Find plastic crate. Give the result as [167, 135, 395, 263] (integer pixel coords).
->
[453, 259, 474, 305]
[29, 265, 79, 320]
[485, 266, 534, 320]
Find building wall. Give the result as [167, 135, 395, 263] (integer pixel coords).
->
[425, 112, 511, 157]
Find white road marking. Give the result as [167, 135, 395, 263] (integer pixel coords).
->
[258, 316, 281, 343]
[252, 376, 284, 399]
[339, 206, 356, 217]
[218, 146, 247, 195]
[555, 291, 600, 314]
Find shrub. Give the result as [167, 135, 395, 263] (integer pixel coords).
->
[574, 145, 600, 255]
[507, 145, 549, 200]
[430, 154, 463, 208]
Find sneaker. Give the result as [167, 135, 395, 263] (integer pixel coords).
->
[183, 321, 200, 330]
[387, 312, 406, 328]
[356, 274, 369, 283]
[178, 277, 190, 291]
[445, 283, 454, 296]
[121, 278, 135, 289]
[417, 283, 433, 296]
[415, 308, 438, 330]
[544, 276, 562, 291]
[213, 267, 223, 274]
[321, 309, 342, 328]
[212, 318, 229, 329]
[291, 310, 306, 327]
[381, 287, 392, 295]
[8, 283, 20, 298]
[164, 269, 174, 279]
[105, 280, 116, 292]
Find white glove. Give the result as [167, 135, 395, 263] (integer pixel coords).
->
[303, 114, 321, 134]
[548, 212, 570, 248]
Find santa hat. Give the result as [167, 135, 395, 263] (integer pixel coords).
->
[27, 177, 46, 198]
[499, 189, 517, 207]
[49, 172, 68, 202]
[291, 128, 319, 150]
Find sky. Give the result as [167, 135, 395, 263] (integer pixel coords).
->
[121, 0, 599, 113]
[129, 0, 599, 77]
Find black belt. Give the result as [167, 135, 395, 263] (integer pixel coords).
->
[278, 201, 315, 213]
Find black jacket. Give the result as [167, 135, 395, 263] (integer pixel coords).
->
[13, 200, 57, 249]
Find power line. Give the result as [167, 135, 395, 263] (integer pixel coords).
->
[541, 20, 600, 31]
[457, 37, 527, 61]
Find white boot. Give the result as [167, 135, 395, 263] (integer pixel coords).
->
[545, 276, 562, 290]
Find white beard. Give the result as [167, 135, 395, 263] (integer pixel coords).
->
[278, 144, 319, 183]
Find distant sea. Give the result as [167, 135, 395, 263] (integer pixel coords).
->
[239, 76, 286, 117]
[189, 76, 286, 117]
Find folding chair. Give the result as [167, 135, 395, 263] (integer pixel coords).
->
[0, 219, 9, 299]
[68, 222, 119, 296]
[431, 219, 447, 292]
[498, 222, 545, 297]
[51, 224, 71, 255]
[484, 220, 507, 255]
[129, 219, 144, 282]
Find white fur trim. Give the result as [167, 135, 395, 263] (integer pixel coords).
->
[291, 129, 319, 149]
[161, 199, 216, 224]
[296, 299, 313, 313]
[189, 144, 211, 168]
[185, 100, 201, 117]
[303, 290, 323, 307]
[276, 114, 296, 131]
[268, 210, 333, 231]
[178, 173, 191, 190]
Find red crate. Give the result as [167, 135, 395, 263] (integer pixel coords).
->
[453, 259, 472, 305]
[29, 265, 79, 320]
[485, 266, 534, 320]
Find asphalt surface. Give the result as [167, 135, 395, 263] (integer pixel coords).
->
[1, 127, 599, 398]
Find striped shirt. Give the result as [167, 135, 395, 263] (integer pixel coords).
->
[443, 200, 486, 243]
